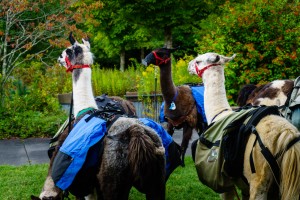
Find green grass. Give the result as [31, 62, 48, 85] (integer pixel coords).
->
[0, 157, 220, 200]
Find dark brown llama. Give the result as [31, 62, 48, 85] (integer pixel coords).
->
[143, 47, 207, 166]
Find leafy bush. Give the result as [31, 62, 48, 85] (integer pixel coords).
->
[0, 62, 69, 139]
[194, 0, 300, 104]
[0, 110, 66, 139]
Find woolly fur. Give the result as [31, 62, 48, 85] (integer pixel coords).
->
[188, 52, 300, 200]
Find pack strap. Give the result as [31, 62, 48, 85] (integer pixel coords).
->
[250, 126, 281, 186]
[243, 106, 280, 134]
[199, 135, 220, 149]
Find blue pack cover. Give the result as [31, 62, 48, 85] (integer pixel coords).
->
[138, 118, 173, 175]
[191, 85, 206, 123]
[159, 86, 206, 123]
[159, 102, 167, 123]
[52, 114, 106, 190]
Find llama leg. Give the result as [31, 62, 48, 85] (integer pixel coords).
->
[219, 188, 235, 200]
[181, 124, 193, 167]
[245, 167, 269, 199]
[84, 192, 96, 200]
[167, 122, 175, 136]
[39, 176, 62, 199]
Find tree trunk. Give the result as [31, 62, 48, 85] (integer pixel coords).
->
[140, 47, 144, 63]
[164, 26, 173, 49]
[120, 48, 125, 72]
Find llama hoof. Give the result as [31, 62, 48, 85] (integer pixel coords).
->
[30, 195, 41, 200]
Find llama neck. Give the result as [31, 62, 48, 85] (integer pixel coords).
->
[159, 62, 177, 103]
[72, 68, 97, 118]
[202, 66, 232, 124]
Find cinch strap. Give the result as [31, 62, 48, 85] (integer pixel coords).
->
[250, 126, 281, 186]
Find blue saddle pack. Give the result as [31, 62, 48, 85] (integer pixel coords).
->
[159, 85, 206, 123]
[139, 118, 175, 176]
[52, 115, 180, 194]
[51, 114, 106, 191]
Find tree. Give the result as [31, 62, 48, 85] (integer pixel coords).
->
[0, 0, 102, 105]
[194, 0, 300, 103]
[86, 0, 224, 71]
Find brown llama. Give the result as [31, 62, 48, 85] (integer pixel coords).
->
[236, 79, 300, 131]
[143, 47, 207, 166]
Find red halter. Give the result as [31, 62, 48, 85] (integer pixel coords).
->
[152, 51, 171, 66]
[195, 62, 219, 78]
[65, 57, 90, 73]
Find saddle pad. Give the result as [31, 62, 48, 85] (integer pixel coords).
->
[159, 85, 207, 123]
[52, 114, 106, 190]
[191, 85, 206, 123]
[139, 118, 173, 150]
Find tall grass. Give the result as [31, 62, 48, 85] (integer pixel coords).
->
[91, 56, 201, 98]
[92, 65, 138, 97]
[0, 157, 220, 200]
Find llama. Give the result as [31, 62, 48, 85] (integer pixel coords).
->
[188, 52, 300, 200]
[236, 80, 300, 131]
[31, 33, 169, 200]
[236, 81, 293, 107]
[143, 47, 207, 166]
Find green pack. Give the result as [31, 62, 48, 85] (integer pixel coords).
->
[282, 76, 300, 130]
[194, 107, 259, 193]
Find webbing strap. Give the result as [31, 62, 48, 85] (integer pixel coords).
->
[249, 137, 258, 174]
[251, 126, 281, 186]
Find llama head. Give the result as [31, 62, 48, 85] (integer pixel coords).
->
[142, 47, 179, 66]
[58, 32, 93, 72]
[188, 52, 236, 77]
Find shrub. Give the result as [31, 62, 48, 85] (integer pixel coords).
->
[194, 0, 300, 104]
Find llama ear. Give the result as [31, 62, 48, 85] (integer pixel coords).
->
[82, 38, 90, 49]
[207, 54, 219, 63]
[69, 32, 76, 45]
[220, 54, 236, 63]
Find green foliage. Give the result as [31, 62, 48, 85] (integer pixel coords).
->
[92, 64, 138, 97]
[136, 55, 201, 96]
[0, 157, 220, 200]
[0, 62, 69, 139]
[0, 110, 66, 139]
[195, 0, 300, 104]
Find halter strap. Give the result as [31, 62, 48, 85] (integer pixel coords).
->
[195, 63, 219, 78]
[152, 51, 171, 66]
[65, 57, 90, 73]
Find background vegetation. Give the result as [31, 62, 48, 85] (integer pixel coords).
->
[0, 0, 300, 138]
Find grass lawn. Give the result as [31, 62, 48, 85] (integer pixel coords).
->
[0, 157, 220, 200]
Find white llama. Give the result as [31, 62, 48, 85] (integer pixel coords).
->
[31, 33, 166, 200]
[188, 52, 300, 200]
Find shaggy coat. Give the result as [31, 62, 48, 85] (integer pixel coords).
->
[237, 80, 294, 107]
[31, 33, 166, 200]
[188, 52, 300, 200]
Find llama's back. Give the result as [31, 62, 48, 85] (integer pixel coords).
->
[100, 117, 166, 199]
